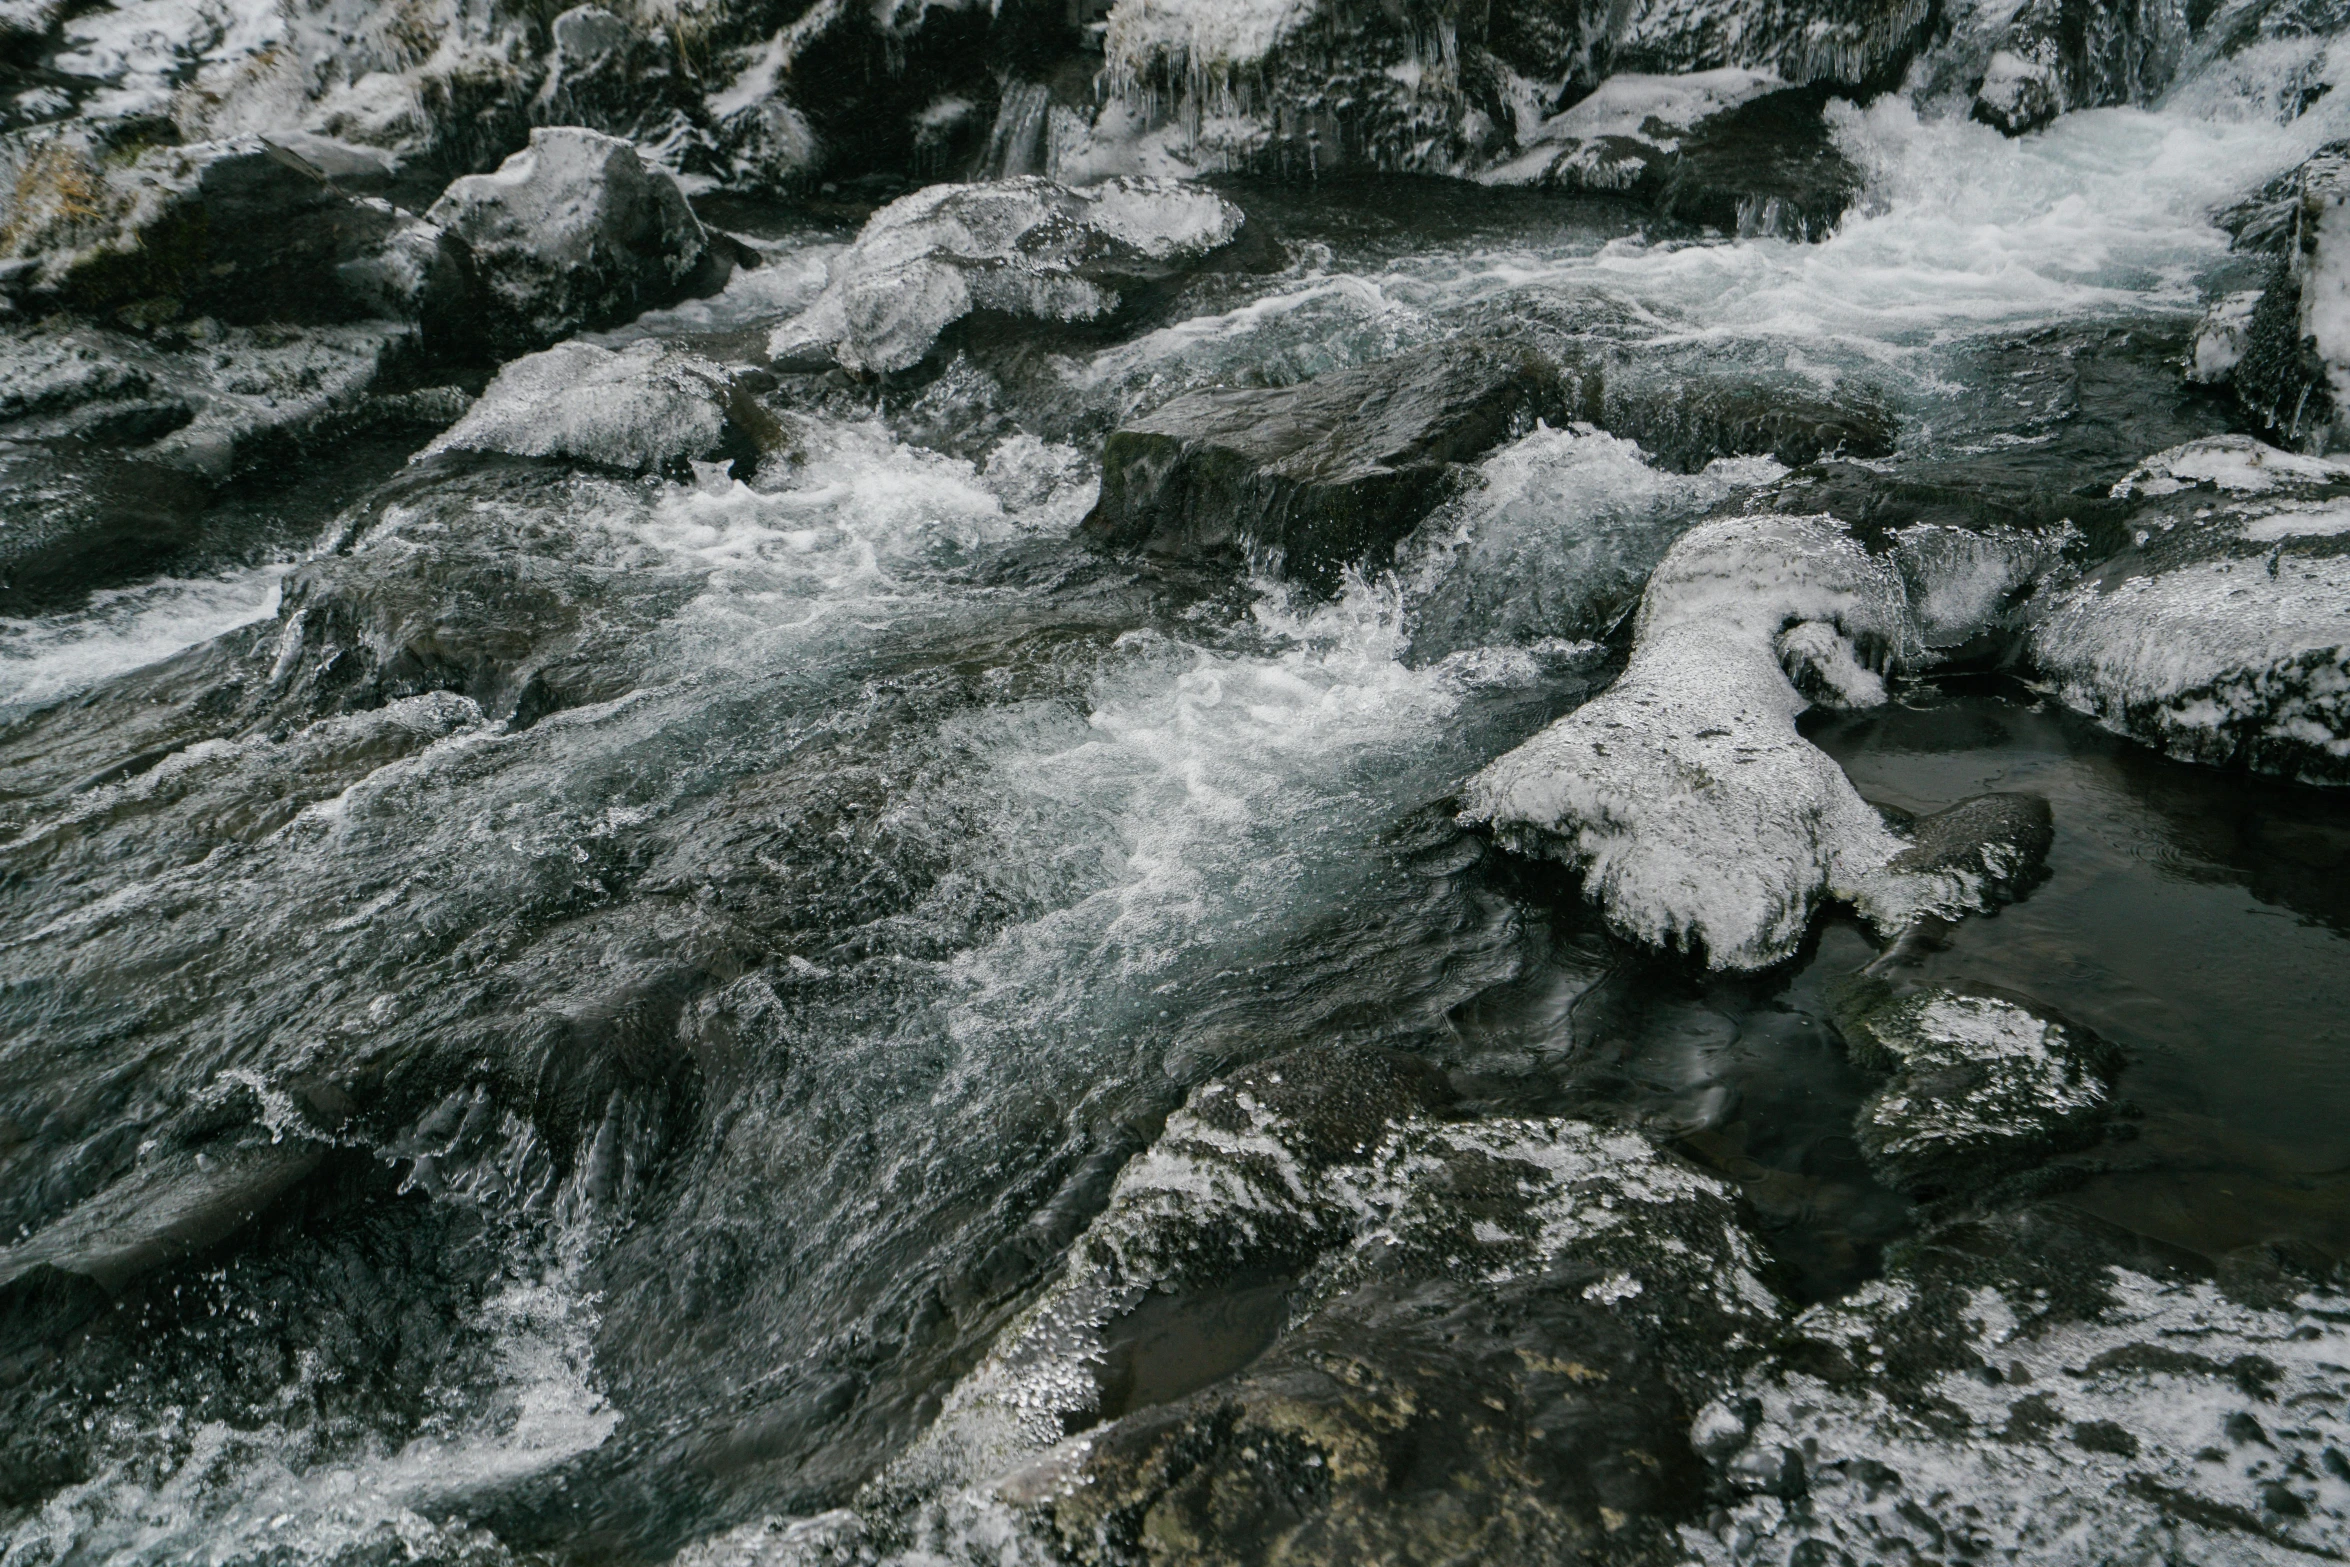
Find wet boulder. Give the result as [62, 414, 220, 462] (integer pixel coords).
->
[2026, 435, 2350, 785]
[1833, 986, 2116, 1197]
[0, 132, 449, 325]
[1080, 339, 1587, 580]
[1695, 1203, 2350, 1564]
[1968, 0, 2190, 134]
[768, 176, 1248, 376]
[1602, 369, 1896, 471]
[1480, 68, 1780, 197]
[421, 340, 776, 476]
[0, 319, 427, 610]
[854, 1041, 1783, 1563]
[423, 126, 717, 355]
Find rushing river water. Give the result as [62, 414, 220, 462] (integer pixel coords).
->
[1, 57, 2347, 1567]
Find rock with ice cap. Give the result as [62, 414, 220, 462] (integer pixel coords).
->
[424, 127, 717, 354]
[768, 176, 1247, 376]
[1462, 514, 1942, 970]
[2229, 142, 2350, 450]
[1697, 1202, 2350, 1565]
[1833, 985, 2117, 1197]
[422, 340, 776, 475]
[2026, 435, 2350, 785]
[1082, 339, 1589, 581]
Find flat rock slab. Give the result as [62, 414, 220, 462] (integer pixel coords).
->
[1080, 339, 1588, 580]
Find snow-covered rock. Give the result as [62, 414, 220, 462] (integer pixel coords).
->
[423, 126, 716, 354]
[2025, 435, 2350, 785]
[1835, 986, 2116, 1197]
[421, 340, 768, 474]
[844, 1041, 1783, 1560]
[1691, 1203, 2350, 1565]
[768, 176, 1247, 376]
[2191, 290, 2264, 385]
[1081, 339, 1585, 580]
[1461, 513, 1979, 970]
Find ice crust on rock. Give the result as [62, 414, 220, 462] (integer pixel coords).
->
[1690, 1204, 2350, 1566]
[424, 127, 713, 354]
[1837, 987, 2114, 1196]
[420, 341, 755, 475]
[1479, 68, 1782, 189]
[854, 1041, 1781, 1550]
[2029, 435, 2350, 784]
[768, 176, 1245, 376]
[1461, 513, 1956, 970]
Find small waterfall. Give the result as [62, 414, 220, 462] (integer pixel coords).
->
[982, 80, 1054, 177]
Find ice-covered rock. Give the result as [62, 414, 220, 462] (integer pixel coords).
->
[2027, 435, 2350, 784]
[1690, 1203, 2350, 1565]
[768, 176, 1247, 376]
[2191, 289, 2264, 385]
[1081, 339, 1587, 580]
[1086, 0, 1935, 186]
[1478, 72, 1865, 238]
[1834, 985, 2115, 1197]
[421, 340, 770, 475]
[423, 126, 716, 354]
[0, 132, 436, 323]
[1480, 68, 1783, 192]
[852, 1041, 1782, 1562]
[1461, 514, 1946, 970]
[2230, 142, 2350, 450]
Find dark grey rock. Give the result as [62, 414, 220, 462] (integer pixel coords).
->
[1081, 340, 1590, 581]
[423, 126, 717, 355]
[1969, 0, 2189, 135]
[1603, 370, 1895, 472]
[1832, 984, 2116, 1197]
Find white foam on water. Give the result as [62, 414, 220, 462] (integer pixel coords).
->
[0, 1259, 614, 1567]
[0, 564, 283, 712]
[1073, 81, 2347, 415]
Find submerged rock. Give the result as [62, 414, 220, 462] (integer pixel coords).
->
[1834, 986, 2116, 1197]
[422, 341, 774, 475]
[1080, 340, 1586, 579]
[2027, 435, 2350, 785]
[1461, 513, 1988, 970]
[424, 126, 716, 355]
[768, 176, 1248, 376]
[1692, 1203, 2350, 1565]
